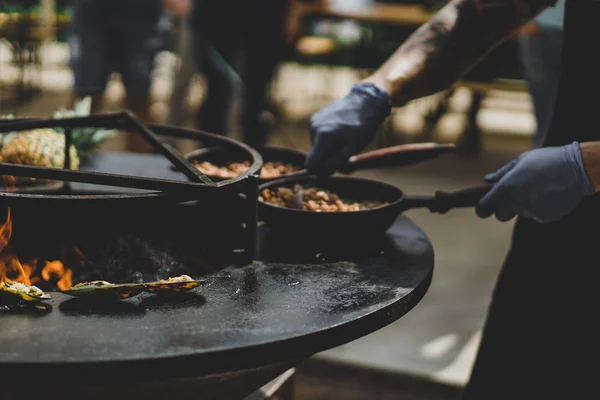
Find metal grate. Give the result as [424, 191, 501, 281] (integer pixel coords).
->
[0, 112, 263, 263]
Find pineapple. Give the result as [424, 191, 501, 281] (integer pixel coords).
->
[0, 129, 79, 185]
[0, 97, 115, 187]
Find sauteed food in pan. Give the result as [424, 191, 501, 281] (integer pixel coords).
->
[193, 160, 300, 180]
[260, 185, 387, 212]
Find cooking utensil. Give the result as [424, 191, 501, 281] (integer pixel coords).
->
[259, 176, 492, 237]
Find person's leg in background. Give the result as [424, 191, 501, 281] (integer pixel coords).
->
[68, 0, 111, 113]
[167, 14, 196, 127]
[190, 1, 241, 136]
[115, 1, 164, 152]
[241, 0, 292, 148]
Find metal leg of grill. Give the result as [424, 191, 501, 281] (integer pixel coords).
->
[244, 369, 296, 400]
[238, 174, 259, 264]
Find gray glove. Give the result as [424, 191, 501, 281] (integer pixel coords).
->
[305, 82, 392, 176]
[476, 142, 595, 223]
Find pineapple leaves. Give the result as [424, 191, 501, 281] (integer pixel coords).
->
[52, 96, 116, 161]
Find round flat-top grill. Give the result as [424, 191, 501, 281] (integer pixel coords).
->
[0, 216, 432, 394]
[0, 113, 433, 399]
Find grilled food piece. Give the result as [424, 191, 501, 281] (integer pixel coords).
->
[62, 280, 146, 301]
[72, 280, 113, 288]
[0, 281, 51, 302]
[145, 275, 204, 294]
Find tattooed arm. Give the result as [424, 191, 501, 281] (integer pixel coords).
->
[363, 0, 558, 106]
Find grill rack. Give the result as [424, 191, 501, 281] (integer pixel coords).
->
[0, 112, 263, 197]
[0, 112, 263, 263]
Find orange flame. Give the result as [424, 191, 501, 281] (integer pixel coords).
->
[0, 208, 75, 290]
[41, 260, 72, 290]
[0, 208, 12, 256]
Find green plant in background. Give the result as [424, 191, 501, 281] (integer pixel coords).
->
[52, 97, 116, 162]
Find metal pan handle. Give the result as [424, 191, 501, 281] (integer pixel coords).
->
[430, 184, 493, 213]
[338, 143, 456, 174]
[401, 184, 493, 214]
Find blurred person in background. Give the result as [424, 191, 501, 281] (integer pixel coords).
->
[68, 0, 172, 152]
[189, 0, 300, 148]
[165, 0, 196, 127]
[518, 0, 565, 148]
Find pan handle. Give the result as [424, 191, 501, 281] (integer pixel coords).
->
[430, 184, 493, 213]
[401, 184, 493, 213]
[338, 143, 456, 174]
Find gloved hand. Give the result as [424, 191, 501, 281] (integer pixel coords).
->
[476, 142, 595, 223]
[305, 82, 392, 176]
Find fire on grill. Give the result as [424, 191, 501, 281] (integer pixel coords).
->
[0, 112, 261, 311]
[0, 208, 71, 296]
[0, 207, 206, 310]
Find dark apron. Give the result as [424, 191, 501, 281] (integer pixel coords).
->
[463, 1, 600, 398]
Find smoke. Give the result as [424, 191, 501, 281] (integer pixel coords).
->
[78, 234, 189, 284]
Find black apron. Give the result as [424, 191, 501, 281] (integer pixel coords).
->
[463, 1, 600, 398]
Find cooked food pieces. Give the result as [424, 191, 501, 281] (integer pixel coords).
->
[145, 274, 203, 293]
[72, 280, 113, 288]
[158, 274, 193, 283]
[259, 162, 300, 179]
[0, 281, 51, 302]
[259, 185, 387, 212]
[65, 276, 202, 299]
[63, 280, 145, 301]
[193, 160, 300, 179]
[193, 161, 247, 179]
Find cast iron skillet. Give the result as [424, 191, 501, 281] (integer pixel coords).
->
[258, 175, 492, 237]
[186, 143, 456, 183]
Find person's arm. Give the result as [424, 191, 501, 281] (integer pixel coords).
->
[363, 0, 557, 106]
[306, 0, 557, 175]
[580, 142, 600, 193]
[163, 0, 192, 16]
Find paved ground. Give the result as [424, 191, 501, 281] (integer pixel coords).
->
[1, 42, 534, 390]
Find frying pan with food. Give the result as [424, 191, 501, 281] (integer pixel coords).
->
[258, 176, 492, 237]
[186, 143, 457, 183]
